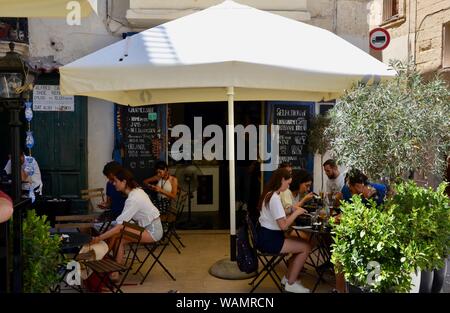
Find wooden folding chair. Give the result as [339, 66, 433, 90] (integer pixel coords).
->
[133, 221, 176, 284]
[81, 188, 105, 213]
[81, 221, 145, 293]
[150, 191, 188, 254]
[169, 191, 188, 251]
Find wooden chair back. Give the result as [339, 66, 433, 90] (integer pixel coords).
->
[54, 214, 99, 234]
[81, 188, 105, 212]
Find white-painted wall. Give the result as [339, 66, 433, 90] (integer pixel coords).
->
[27, 1, 130, 190]
[87, 98, 115, 190]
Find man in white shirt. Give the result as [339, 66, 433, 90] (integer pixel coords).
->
[323, 159, 345, 194]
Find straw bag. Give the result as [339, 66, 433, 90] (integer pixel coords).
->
[78, 240, 109, 280]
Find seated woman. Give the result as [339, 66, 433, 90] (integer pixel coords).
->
[283, 170, 318, 241]
[143, 161, 178, 213]
[256, 168, 311, 293]
[90, 168, 163, 267]
[339, 169, 387, 207]
[280, 169, 315, 215]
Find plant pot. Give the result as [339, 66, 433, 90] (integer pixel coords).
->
[409, 269, 421, 293]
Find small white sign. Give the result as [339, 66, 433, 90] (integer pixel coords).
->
[33, 85, 75, 111]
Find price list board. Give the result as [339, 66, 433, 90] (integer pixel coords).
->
[117, 105, 165, 183]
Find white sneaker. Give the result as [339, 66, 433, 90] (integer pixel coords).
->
[284, 281, 310, 293]
[281, 276, 301, 286]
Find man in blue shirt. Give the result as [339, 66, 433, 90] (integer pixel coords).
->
[340, 169, 386, 206]
[98, 161, 126, 220]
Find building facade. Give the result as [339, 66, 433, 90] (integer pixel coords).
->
[1, 0, 383, 207]
[369, 0, 450, 82]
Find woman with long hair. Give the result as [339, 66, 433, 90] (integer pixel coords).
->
[280, 169, 315, 214]
[91, 168, 163, 268]
[256, 168, 311, 293]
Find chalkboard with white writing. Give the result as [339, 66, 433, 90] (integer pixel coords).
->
[272, 103, 312, 170]
[117, 105, 164, 183]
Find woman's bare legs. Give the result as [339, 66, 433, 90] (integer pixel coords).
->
[280, 238, 311, 284]
[109, 228, 157, 281]
[115, 228, 155, 264]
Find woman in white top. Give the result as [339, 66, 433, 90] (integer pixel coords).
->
[91, 168, 163, 265]
[143, 161, 178, 213]
[256, 168, 311, 293]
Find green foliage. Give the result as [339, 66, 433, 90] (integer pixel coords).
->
[331, 196, 413, 292]
[331, 181, 450, 292]
[325, 60, 450, 183]
[307, 114, 331, 155]
[23, 210, 63, 293]
[387, 181, 450, 271]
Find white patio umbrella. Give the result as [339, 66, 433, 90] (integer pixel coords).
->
[60, 0, 395, 271]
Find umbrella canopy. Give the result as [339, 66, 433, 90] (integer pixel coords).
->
[0, 0, 95, 18]
[59, 1, 396, 264]
[60, 0, 395, 105]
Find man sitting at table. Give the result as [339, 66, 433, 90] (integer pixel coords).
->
[97, 161, 126, 221]
[340, 169, 386, 207]
[323, 159, 346, 202]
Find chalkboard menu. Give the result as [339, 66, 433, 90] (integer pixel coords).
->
[273, 103, 312, 170]
[117, 105, 165, 183]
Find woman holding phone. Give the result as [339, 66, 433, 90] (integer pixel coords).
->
[143, 161, 178, 213]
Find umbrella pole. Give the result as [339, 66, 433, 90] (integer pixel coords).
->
[208, 86, 255, 280]
[227, 86, 236, 261]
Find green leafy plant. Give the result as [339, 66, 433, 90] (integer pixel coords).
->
[325, 60, 450, 184]
[387, 181, 450, 271]
[331, 196, 413, 292]
[331, 181, 450, 292]
[23, 210, 63, 293]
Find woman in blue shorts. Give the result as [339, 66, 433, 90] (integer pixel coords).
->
[256, 168, 311, 293]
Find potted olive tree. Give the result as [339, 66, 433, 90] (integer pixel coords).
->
[326, 60, 450, 292]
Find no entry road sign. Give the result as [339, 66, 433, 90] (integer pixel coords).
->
[369, 27, 390, 50]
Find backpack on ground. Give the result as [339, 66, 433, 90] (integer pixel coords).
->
[236, 220, 258, 274]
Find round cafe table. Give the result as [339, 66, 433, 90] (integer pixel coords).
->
[292, 224, 333, 292]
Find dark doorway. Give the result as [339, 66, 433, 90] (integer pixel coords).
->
[168, 101, 262, 229]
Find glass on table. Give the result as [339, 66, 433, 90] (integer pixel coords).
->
[312, 209, 321, 230]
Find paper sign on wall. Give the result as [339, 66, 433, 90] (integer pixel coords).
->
[33, 85, 75, 111]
